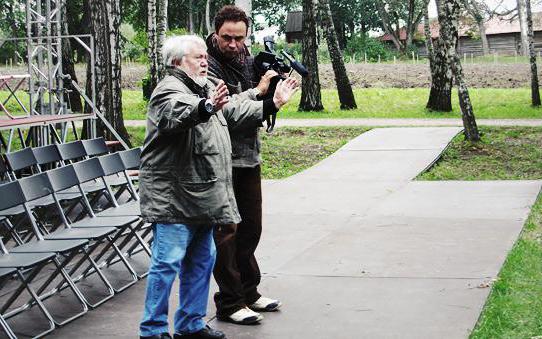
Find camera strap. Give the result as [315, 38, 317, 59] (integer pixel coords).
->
[266, 112, 276, 133]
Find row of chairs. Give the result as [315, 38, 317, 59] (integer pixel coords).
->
[0, 139, 149, 338]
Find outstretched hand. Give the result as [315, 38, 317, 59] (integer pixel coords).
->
[211, 80, 230, 111]
[272, 77, 299, 109]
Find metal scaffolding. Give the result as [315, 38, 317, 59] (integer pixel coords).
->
[0, 0, 128, 151]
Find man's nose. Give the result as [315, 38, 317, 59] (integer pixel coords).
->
[228, 41, 237, 49]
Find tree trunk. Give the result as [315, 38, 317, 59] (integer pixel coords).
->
[376, 2, 403, 51]
[189, 0, 195, 33]
[88, 0, 131, 145]
[526, 0, 541, 106]
[463, 0, 490, 55]
[60, 0, 82, 112]
[205, 0, 212, 34]
[236, 0, 252, 46]
[299, 0, 323, 111]
[443, 0, 480, 141]
[319, 0, 356, 109]
[157, 0, 168, 79]
[517, 0, 530, 56]
[147, 0, 158, 93]
[426, 0, 453, 112]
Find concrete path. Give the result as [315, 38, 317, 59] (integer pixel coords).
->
[51, 127, 541, 339]
[124, 118, 542, 127]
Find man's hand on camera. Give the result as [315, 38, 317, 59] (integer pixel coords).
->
[211, 80, 230, 111]
[256, 70, 279, 96]
[272, 77, 299, 109]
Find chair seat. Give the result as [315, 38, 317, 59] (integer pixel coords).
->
[0, 267, 17, 278]
[105, 174, 128, 186]
[71, 216, 138, 228]
[11, 239, 88, 254]
[0, 205, 25, 217]
[0, 252, 56, 268]
[43, 227, 117, 241]
[96, 202, 140, 217]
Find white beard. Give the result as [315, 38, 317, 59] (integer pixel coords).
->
[193, 76, 207, 87]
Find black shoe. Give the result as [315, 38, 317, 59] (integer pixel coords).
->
[174, 325, 226, 339]
[140, 333, 172, 339]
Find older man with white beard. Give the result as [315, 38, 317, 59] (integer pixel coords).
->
[138, 35, 298, 339]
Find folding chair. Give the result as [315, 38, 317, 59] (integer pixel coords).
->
[0, 181, 87, 336]
[3, 148, 39, 179]
[72, 157, 150, 276]
[16, 174, 119, 307]
[45, 164, 142, 288]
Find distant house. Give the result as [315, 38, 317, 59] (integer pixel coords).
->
[379, 12, 542, 56]
[285, 11, 303, 43]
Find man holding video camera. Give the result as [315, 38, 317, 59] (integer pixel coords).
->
[206, 5, 294, 326]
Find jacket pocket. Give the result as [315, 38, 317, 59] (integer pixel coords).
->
[172, 177, 227, 219]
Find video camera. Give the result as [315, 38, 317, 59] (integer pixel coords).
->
[254, 36, 308, 132]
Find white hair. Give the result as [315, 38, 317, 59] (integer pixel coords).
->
[162, 35, 206, 66]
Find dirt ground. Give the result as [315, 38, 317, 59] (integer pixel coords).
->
[0, 62, 538, 89]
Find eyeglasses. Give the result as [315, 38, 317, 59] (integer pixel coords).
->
[219, 34, 246, 43]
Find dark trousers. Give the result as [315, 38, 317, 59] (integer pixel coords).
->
[213, 165, 262, 317]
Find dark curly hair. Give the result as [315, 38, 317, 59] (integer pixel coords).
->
[214, 5, 250, 33]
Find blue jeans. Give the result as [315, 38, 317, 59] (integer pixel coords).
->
[140, 223, 216, 336]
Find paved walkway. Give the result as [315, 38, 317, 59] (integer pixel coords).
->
[52, 127, 541, 338]
[124, 118, 542, 127]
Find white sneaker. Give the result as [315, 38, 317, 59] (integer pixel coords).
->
[221, 307, 263, 324]
[249, 296, 282, 312]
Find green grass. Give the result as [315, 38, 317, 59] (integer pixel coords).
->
[121, 88, 542, 120]
[4, 88, 542, 120]
[418, 126, 542, 338]
[126, 126, 369, 179]
[418, 127, 542, 180]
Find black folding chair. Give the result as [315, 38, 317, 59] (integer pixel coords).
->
[45, 165, 141, 288]
[0, 181, 87, 337]
[3, 148, 39, 179]
[16, 174, 119, 307]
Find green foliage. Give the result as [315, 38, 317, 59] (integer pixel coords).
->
[166, 28, 190, 37]
[345, 34, 394, 62]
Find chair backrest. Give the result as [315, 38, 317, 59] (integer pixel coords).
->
[32, 144, 62, 167]
[0, 181, 25, 211]
[47, 165, 80, 192]
[18, 172, 54, 202]
[82, 137, 109, 157]
[98, 153, 125, 176]
[118, 147, 141, 170]
[0, 156, 10, 181]
[72, 157, 105, 183]
[56, 140, 87, 162]
[4, 148, 39, 173]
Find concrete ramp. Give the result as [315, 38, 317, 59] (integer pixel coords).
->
[52, 127, 541, 339]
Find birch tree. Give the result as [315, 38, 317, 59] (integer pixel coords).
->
[442, 0, 480, 141]
[156, 0, 168, 78]
[147, 0, 159, 92]
[526, 0, 541, 106]
[426, 0, 453, 112]
[517, 0, 530, 56]
[376, 0, 426, 52]
[462, 0, 489, 55]
[319, 0, 356, 109]
[87, 0, 131, 144]
[299, 0, 323, 111]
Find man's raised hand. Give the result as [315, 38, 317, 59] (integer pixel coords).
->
[272, 77, 299, 109]
[211, 80, 230, 111]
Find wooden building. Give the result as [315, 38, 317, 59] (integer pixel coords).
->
[379, 13, 542, 56]
[285, 11, 303, 43]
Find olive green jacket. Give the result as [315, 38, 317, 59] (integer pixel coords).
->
[139, 74, 263, 225]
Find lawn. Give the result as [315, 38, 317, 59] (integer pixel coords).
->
[3, 88, 539, 120]
[419, 126, 542, 338]
[122, 88, 542, 120]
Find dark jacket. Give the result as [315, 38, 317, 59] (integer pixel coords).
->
[206, 34, 269, 168]
[139, 72, 264, 225]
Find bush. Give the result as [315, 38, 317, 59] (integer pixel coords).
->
[345, 35, 394, 62]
